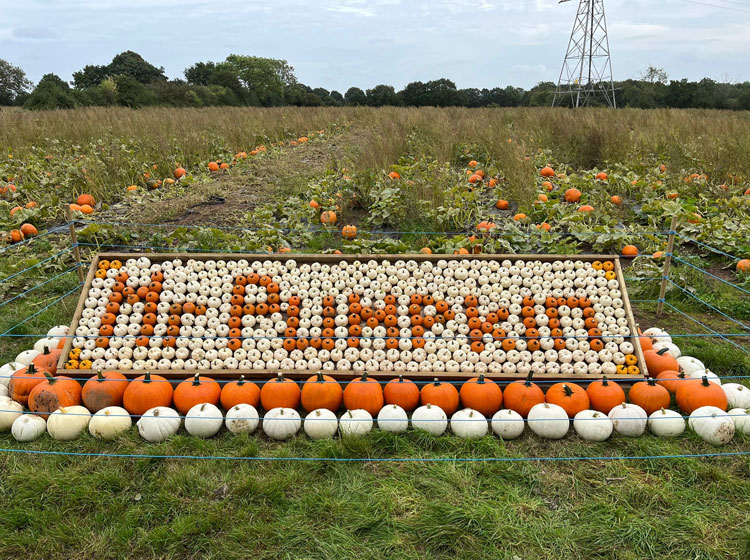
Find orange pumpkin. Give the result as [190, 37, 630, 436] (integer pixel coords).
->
[586, 376, 625, 413]
[320, 211, 337, 225]
[173, 374, 221, 415]
[628, 378, 670, 415]
[502, 372, 545, 417]
[341, 224, 357, 240]
[459, 374, 503, 417]
[82, 370, 129, 412]
[643, 347, 678, 376]
[420, 379, 459, 416]
[301, 372, 343, 412]
[564, 188, 581, 203]
[383, 375, 420, 412]
[220, 375, 261, 410]
[32, 346, 62, 374]
[622, 245, 639, 257]
[343, 372, 383, 416]
[8, 363, 48, 407]
[122, 372, 174, 416]
[546, 383, 589, 417]
[77, 193, 95, 207]
[260, 373, 301, 410]
[540, 166, 555, 177]
[28, 371, 82, 416]
[675, 376, 727, 414]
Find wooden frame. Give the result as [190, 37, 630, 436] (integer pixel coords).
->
[58, 252, 648, 384]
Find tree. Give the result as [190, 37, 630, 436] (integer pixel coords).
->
[108, 51, 166, 84]
[399, 81, 428, 106]
[221, 55, 296, 106]
[344, 87, 367, 106]
[184, 61, 217, 86]
[641, 66, 669, 85]
[72, 64, 109, 89]
[366, 84, 400, 106]
[330, 90, 344, 105]
[0, 58, 33, 105]
[23, 74, 76, 110]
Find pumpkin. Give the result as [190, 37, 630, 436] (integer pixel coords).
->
[220, 375, 260, 410]
[628, 379, 670, 415]
[173, 374, 221, 415]
[652, 341, 681, 358]
[33, 337, 58, 354]
[689, 406, 734, 445]
[450, 408, 488, 438]
[185, 403, 223, 438]
[77, 193, 95, 206]
[262, 407, 301, 440]
[260, 373, 301, 411]
[727, 408, 750, 435]
[685, 368, 721, 385]
[31, 346, 62, 374]
[225, 403, 259, 434]
[622, 245, 638, 257]
[655, 370, 689, 394]
[320, 211, 337, 225]
[647, 408, 685, 437]
[0, 384, 6, 398]
[8, 363, 48, 407]
[675, 376, 727, 414]
[722, 383, 750, 409]
[0, 396, 24, 431]
[411, 403, 447, 435]
[564, 188, 581, 203]
[459, 375, 503, 417]
[304, 408, 339, 439]
[11, 414, 46, 442]
[586, 376, 625, 414]
[343, 372, 383, 416]
[377, 404, 408, 433]
[82, 370, 129, 412]
[301, 372, 343, 412]
[545, 383, 590, 418]
[643, 348, 678, 376]
[490, 409, 524, 439]
[340, 409, 373, 436]
[137, 406, 181, 442]
[0, 362, 23, 388]
[573, 409, 613, 442]
[341, 224, 357, 239]
[527, 403, 569, 439]
[15, 349, 40, 366]
[383, 375, 420, 412]
[502, 373, 546, 417]
[47, 405, 91, 440]
[608, 403, 647, 437]
[123, 373, 174, 416]
[540, 166, 555, 177]
[28, 371, 82, 416]
[420, 379, 459, 416]
[676, 356, 705, 377]
[89, 406, 132, 440]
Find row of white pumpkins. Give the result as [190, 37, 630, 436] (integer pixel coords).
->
[2, 398, 748, 445]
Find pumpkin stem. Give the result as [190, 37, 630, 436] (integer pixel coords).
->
[153, 409, 160, 417]
[701, 376, 710, 387]
[398, 374, 404, 383]
[524, 372, 534, 387]
[657, 348, 670, 356]
[192, 373, 201, 386]
[601, 376, 609, 386]
[96, 370, 106, 382]
[563, 384, 573, 397]
[277, 373, 284, 383]
[647, 378, 657, 386]
[26, 363, 37, 374]
[200, 403, 207, 412]
[477, 374, 485, 384]
[143, 372, 152, 384]
[42, 346, 51, 356]
[237, 375, 245, 386]
[361, 372, 369, 382]
[316, 372, 325, 383]
[43, 370, 55, 382]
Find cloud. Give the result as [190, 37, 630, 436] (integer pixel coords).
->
[13, 27, 57, 40]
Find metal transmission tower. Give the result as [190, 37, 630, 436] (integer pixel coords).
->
[552, 0, 616, 108]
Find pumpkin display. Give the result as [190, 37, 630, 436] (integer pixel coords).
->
[11, 414, 46, 442]
[722, 383, 750, 409]
[47, 406, 91, 440]
[689, 406, 734, 445]
[450, 408, 488, 438]
[377, 404, 408, 433]
[301, 372, 342, 413]
[82, 370, 129, 412]
[459, 375, 502, 417]
[173, 374, 221, 415]
[527, 403, 569, 439]
[586, 376, 625, 414]
[675, 376, 727, 414]
[383, 375, 420, 412]
[340, 409, 373, 436]
[28, 371, 82, 416]
[0, 396, 24, 431]
[573, 409, 613, 441]
[343, 372, 383, 416]
[628, 379, 670, 415]
[220, 376, 261, 410]
[490, 409, 524, 439]
[647, 408, 685, 437]
[262, 407, 301, 440]
[420, 379, 459, 416]
[727, 408, 750, 435]
[545, 383, 590, 418]
[304, 408, 339, 439]
[8, 363, 48, 406]
[411, 403, 447, 435]
[185, 403, 223, 438]
[123, 373, 174, 416]
[31, 346, 62, 374]
[88, 406, 132, 440]
[643, 348, 679, 376]
[608, 403, 647, 437]
[137, 406, 181, 442]
[225, 403, 259, 434]
[260, 373, 301, 411]
[494, 373, 544, 417]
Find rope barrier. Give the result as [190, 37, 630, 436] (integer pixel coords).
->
[670, 255, 750, 296]
[678, 234, 744, 262]
[0, 223, 71, 254]
[0, 246, 73, 285]
[0, 264, 82, 309]
[0, 282, 84, 336]
[661, 300, 750, 354]
[666, 280, 750, 333]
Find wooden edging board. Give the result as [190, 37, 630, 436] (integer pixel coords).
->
[58, 252, 648, 385]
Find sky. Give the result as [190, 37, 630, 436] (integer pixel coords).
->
[2, 0, 749, 91]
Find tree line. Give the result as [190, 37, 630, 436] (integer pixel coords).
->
[1, 53, 749, 110]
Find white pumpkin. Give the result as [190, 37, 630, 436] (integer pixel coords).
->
[0, 384, 7, 398]
[89, 406, 132, 440]
[225, 404, 259, 434]
[527, 403, 569, 439]
[0, 362, 23, 388]
[491, 409, 524, 440]
[676, 356, 705, 377]
[689, 406, 734, 445]
[573, 409, 613, 441]
[608, 403, 647, 437]
[722, 383, 750, 409]
[47, 406, 92, 440]
[304, 408, 339, 439]
[652, 341, 681, 358]
[47, 325, 70, 339]
[451, 408, 488, 438]
[411, 403, 447, 435]
[340, 409, 373, 436]
[686, 369, 721, 386]
[643, 327, 671, 345]
[15, 349, 40, 366]
[647, 408, 686, 437]
[262, 407, 301, 440]
[11, 414, 47, 442]
[34, 337, 59, 354]
[727, 408, 750, 435]
[137, 406, 181, 442]
[377, 404, 408, 433]
[185, 403, 223, 438]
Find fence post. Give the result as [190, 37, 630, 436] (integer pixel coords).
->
[656, 215, 678, 316]
[65, 206, 85, 282]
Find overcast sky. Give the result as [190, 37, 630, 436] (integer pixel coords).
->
[2, 0, 749, 90]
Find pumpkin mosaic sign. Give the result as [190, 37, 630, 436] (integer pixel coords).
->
[59, 253, 647, 380]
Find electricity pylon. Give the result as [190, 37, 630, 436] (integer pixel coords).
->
[552, 0, 616, 108]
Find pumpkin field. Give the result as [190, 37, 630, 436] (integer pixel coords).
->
[1, 105, 750, 559]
